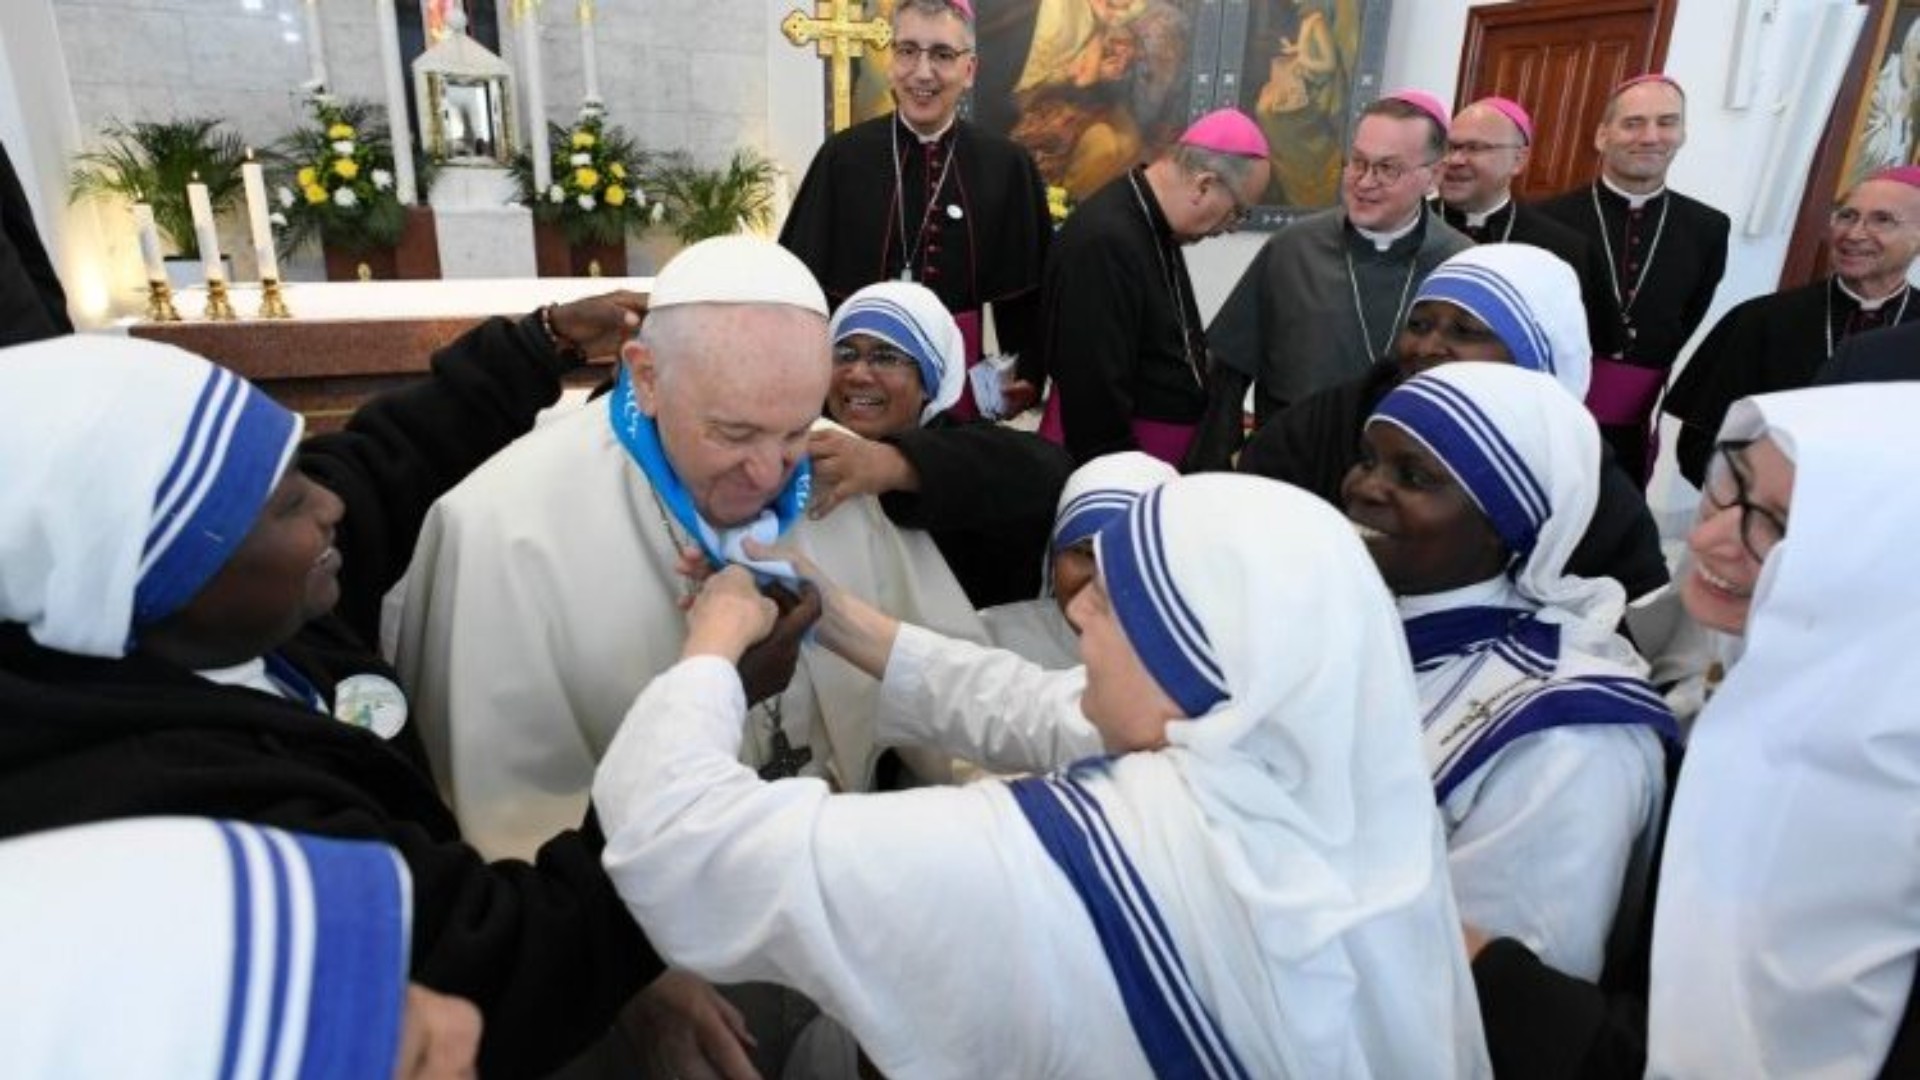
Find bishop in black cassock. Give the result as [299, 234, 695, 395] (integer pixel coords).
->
[1666, 167, 1920, 485]
[1533, 75, 1729, 486]
[781, 106, 1051, 423]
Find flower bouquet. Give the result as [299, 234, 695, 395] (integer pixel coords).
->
[514, 101, 654, 276]
[272, 91, 407, 276]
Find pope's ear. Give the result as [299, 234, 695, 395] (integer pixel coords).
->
[622, 339, 662, 414]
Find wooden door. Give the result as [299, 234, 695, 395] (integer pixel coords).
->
[1454, 0, 1680, 201]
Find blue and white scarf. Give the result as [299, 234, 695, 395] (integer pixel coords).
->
[609, 363, 810, 581]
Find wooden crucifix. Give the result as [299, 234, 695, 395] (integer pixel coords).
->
[781, 0, 892, 133]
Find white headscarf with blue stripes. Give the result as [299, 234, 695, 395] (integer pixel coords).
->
[0, 335, 301, 657]
[1081, 474, 1485, 1075]
[829, 281, 966, 424]
[1413, 243, 1593, 400]
[0, 817, 412, 1079]
[1370, 363, 1624, 646]
[1651, 384, 1920, 1079]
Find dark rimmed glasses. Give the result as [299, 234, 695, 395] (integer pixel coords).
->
[1702, 439, 1787, 561]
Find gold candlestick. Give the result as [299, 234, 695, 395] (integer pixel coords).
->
[258, 277, 293, 319]
[203, 279, 237, 321]
[144, 279, 182, 322]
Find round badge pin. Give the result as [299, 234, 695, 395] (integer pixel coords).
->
[333, 674, 409, 740]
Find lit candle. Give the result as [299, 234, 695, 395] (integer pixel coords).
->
[186, 174, 225, 283]
[241, 150, 280, 281]
[578, 0, 600, 102]
[302, 0, 329, 87]
[130, 200, 167, 282]
[519, 2, 551, 191]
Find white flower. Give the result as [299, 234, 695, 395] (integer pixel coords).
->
[371, 169, 393, 191]
[579, 96, 605, 119]
[569, 152, 591, 167]
[268, 211, 287, 227]
[547, 184, 565, 204]
[577, 193, 596, 211]
[276, 186, 295, 208]
[331, 139, 355, 156]
[333, 187, 358, 208]
[650, 201, 666, 224]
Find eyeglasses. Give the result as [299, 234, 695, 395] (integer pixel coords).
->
[1343, 154, 1436, 186]
[1211, 177, 1253, 230]
[1702, 440, 1788, 562]
[1444, 140, 1524, 158]
[832, 342, 919, 374]
[891, 42, 973, 71]
[1829, 206, 1912, 237]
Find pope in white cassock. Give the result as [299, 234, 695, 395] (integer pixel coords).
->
[387, 236, 983, 863]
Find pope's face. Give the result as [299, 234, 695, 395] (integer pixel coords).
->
[626, 306, 831, 527]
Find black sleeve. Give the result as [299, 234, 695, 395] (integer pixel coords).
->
[879, 422, 1073, 533]
[1234, 374, 1375, 505]
[1661, 305, 1748, 488]
[995, 150, 1054, 379]
[1474, 937, 1648, 1080]
[1235, 401, 1318, 487]
[1049, 231, 1151, 463]
[778, 144, 837, 285]
[400, 814, 658, 1078]
[1678, 209, 1731, 346]
[1569, 448, 1670, 601]
[297, 313, 576, 644]
[1205, 250, 1267, 382]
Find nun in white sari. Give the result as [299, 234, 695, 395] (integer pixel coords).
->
[1647, 384, 1920, 1078]
[1348, 363, 1677, 981]
[593, 474, 1488, 1078]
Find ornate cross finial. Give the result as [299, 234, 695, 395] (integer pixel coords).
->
[781, 0, 892, 133]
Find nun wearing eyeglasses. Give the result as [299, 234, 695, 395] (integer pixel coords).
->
[1343, 363, 1678, 985]
[594, 473, 1489, 1078]
[1473, 383, 1920, 1079]
[1239, 242, 1668, 600]
[807, 281, 1074, 608]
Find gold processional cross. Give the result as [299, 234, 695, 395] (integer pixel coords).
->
[781, 0, 892, 133]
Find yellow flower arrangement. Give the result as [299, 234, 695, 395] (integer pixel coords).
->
[271, 94, 407, 255]
[333, 158, 360, 180]
[303, 183, 328, 204]
[327, 122, 355, 140]
[297, 166, 317, 187]
[517, 103, 650, 247]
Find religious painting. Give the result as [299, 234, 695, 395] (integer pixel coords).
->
[1837, 0, 1920, 188]
[832, 0, 1392, 229]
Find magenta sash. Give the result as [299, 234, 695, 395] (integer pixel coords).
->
[1035, 385, 1194, 466]
[1584, 357, 1667, 427]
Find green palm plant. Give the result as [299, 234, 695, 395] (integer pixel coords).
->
[68, 117, 248, 257]
[646, 149, 780, 245]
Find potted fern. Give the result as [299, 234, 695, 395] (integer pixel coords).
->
[646, 149, 780, 246]
[68, 117, 248, 284]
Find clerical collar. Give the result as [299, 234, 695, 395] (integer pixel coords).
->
[898, 112, 957, 145]
[1462, 195, 1511, 230]
[1836, 275, 1909, 311]
[1396, 575, 1519, 621]
[1600, 174, 1665, 210]
[1353, 206, 1423, 252]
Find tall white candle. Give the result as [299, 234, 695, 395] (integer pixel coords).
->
[302, 0, 329, 87]
[131, 201, 167, 281]
[578, 0, 600, 102]
[186, 176, 225, 283]
[373, 0, 418, 205]
[241, 152, 280, 281]
[520, 4, 551, 191]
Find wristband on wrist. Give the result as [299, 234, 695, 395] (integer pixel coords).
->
[538, 303, 588, 364]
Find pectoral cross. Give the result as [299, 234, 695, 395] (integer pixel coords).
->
[758, 726, 814, 781]
[781, 0, 892, 133]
